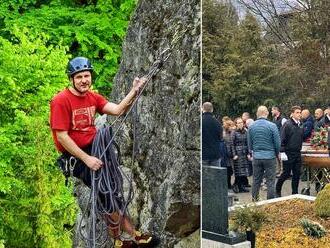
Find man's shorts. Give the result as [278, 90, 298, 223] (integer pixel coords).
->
[59, 144, 124, 213]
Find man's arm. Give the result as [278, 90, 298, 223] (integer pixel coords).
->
[280, 122, 287, 150]
[218, 121, 223, 140]
[247, 129, 252, 154]
[272, 125, 281, 156]
[232, 132, 238, 160]
[102, 77, 146, 116]
[327, 129, 330, 156]
[303, 121, 313, 141]
[56, 131, 103, 171]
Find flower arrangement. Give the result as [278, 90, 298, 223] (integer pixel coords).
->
[310, 127, 328, 149]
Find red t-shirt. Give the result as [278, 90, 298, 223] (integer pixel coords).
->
[50, 89, 108, 152]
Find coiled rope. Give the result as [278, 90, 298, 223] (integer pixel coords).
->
[77, 48, 171, 248]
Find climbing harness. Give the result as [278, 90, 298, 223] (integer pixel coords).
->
[73, 47, 172, 248]
[56, 155, 77, 186]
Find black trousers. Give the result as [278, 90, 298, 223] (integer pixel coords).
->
[276, 152, 302, 194]
[227, 166, 233, 188]
[234, 176, 248, 189]
[62, 144, 93, 186]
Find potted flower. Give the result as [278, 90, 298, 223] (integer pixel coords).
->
[230, 205, 268, 248]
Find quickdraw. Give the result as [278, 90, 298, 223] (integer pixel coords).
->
[56, 155, 77, 186]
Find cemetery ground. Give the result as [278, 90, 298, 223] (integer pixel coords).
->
[231, 176, 330, 247]
[202, 165, 330, 248]
[232, 174, 318, 205]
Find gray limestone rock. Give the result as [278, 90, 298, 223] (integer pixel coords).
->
[74, 0, 200, 247]
[110, 0, 200, 247]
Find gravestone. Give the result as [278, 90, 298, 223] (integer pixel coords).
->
[202, 166, 246, 244]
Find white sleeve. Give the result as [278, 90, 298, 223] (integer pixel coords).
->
[281, 118, 287, 126]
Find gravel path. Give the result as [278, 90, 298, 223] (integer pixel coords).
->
[230, 174, 319, 205]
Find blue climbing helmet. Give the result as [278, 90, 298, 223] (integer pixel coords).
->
[67, 56, 93, 77]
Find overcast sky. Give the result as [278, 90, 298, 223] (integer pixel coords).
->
[230, 0, 302, 19]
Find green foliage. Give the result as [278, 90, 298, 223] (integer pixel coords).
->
[0, 1, 136, 247]
[315, 184, 330, 218]
[202, 0, 238, 115]
[300, 218, 326, 238]
[203, 0, 330, 117]
[0, 29, 77, 248]
[202, 0, 237, 84]
[0, 0, 137, 93]
[203, 4, 277, 117]
[230, 205, 268, 232]
[279, 1, 330, 110]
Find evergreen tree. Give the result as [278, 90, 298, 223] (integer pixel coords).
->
[204, 10, 277, 117]
[237, 0, 330, 111]
[202, 0, 238, 115]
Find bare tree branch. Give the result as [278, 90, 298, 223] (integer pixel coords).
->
[237, 0, 296, 49]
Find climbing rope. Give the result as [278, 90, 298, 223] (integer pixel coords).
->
[77, 47, 172, 248]
[85, 126, 133, 248]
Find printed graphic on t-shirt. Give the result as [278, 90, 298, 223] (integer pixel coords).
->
[72, 106, 96, 131]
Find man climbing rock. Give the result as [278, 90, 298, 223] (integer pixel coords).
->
[50, 57, 154, 248]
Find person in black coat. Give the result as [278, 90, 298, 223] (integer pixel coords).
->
[222, 119, 236, 189]
[324, 105, 330, 126]
[232, 117, 251, 193]
[202, 102, 222, 167]
[301, 109, 314, 142]
[276, 106, 304, 197]
[314, 108, 325, 130]
[328, 128, 330, 156]
[271, 106, 287, 132]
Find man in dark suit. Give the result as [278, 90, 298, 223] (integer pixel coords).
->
[202, 102, 223, 167]
[276, 106, 304, 197]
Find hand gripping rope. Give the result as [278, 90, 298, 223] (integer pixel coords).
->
[78, 48, 171, 248]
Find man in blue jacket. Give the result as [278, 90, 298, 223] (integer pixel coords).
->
[247, 106, 280, 201]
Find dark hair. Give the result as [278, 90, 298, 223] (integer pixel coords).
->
[234, 117, 243, 123]
[291, 105, 301, 113]
[272, 106, 280, 111]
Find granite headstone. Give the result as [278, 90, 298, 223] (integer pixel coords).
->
[202, 165, 246, 244]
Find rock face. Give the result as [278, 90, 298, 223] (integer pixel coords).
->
[110, 0, 200, 247]
[73, 1, 200, 247]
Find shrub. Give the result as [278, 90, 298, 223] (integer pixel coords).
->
[315, 184, 330, 218]
[230, 204, 268, 232]
[0, 30, 76, 248]
[300, 218, 327, 238]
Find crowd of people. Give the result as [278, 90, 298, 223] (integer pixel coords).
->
[202, 102, 330, 201]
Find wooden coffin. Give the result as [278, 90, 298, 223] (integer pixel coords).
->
[302, 149, 330, 168]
